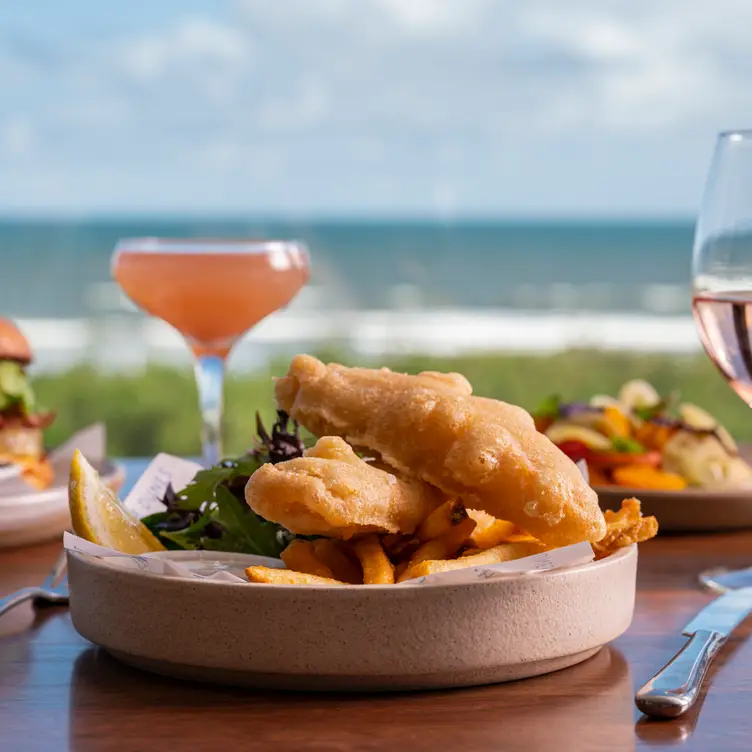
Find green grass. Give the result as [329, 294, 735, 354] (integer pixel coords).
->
[31, 350, 749, 458]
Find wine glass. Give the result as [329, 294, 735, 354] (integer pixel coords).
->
[111, 238, 310, 466]
[693, 130, 752, 405]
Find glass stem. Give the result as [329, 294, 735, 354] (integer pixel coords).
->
[193, 354, 226, 467]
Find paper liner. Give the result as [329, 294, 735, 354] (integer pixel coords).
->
[64, 531, 594, 587]
[63, 532, 283, 582]
[62, 449, 596, 586]
[122, 453, 202, 518]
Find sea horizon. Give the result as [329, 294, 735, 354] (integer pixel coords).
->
[0, 213, 697, 225]
[0, 215, 701, 370]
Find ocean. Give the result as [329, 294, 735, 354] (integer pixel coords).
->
[0, 218, 695, 315]
[0, 218, 700, 369]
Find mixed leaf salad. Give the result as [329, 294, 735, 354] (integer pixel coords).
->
[141, 412, 306, 557]
[534, 379, 752, 491]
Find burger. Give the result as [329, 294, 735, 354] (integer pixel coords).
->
[0, 318, 55, 488]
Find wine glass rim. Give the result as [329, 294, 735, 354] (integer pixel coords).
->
[718, 128, 752, 141]
[114, 237, 309, 254]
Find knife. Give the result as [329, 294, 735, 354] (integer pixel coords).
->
[701, 566, 752, 594]
[635, 586, 752, 718]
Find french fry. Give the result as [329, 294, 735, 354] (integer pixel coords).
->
[467, 509, 516, 549]
[353, 534, 395, 584]
[280, 539, 335, 579]
[416, 498, 468, 541]
[245, 566, 346, 586]
[380, 534, 402, 552]
[505, 532, 539, 543]
[402, 541, 548, 581]
[399, 517, 477, 581]
[394, 560, 409, 580]
[592, 498, 659, 559]
[19, 457, 54, 490]
[312, 539, 363, 584]
[381, 534, 422, 563]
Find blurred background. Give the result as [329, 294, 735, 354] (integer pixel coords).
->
[2, 0, 751, 456]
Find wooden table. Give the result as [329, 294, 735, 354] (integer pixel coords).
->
[2, 462, 752, 751]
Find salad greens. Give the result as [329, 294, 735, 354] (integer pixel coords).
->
[141, 411, 305, 557]
[610, 436, 646, 454]
[632, 391, 679, 422]
[0, 361, 35, 414]
[533, 394, 562, 420]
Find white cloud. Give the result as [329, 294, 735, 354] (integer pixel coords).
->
[1, 1, 752, 214]
[2, 116, 34, 157]
[378, 0, 481, 36]
[258, 76, 329, 129]
[120, 17, 249, 83]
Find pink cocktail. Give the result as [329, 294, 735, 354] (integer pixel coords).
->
[112, 238, 310, 465]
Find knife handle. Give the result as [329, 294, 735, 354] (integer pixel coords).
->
[635, 629, 726, 718]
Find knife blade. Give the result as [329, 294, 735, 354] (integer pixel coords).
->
[635, 587, 752, 718]
[701, 566, 752, 594]
[683, 586, 752, 636]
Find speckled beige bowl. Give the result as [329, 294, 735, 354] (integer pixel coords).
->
[67, 545, 636, 691]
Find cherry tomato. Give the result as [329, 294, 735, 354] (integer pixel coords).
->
[555, 441, 592, 463]
[555, 441, 662, 470]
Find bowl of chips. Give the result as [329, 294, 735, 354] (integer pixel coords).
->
[67, 356, 657, 690]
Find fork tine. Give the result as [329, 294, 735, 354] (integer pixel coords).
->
[41, 550, 68, 589]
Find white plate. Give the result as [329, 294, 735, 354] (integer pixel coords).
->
[0, 464, 21, 484]
[595, 484, 752, 532]
[67, 545, 637, 691]
[0, 459, 125, 549]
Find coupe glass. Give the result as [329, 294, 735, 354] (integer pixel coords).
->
[112, 238, 310, 466]
[693, 130, 752, 405]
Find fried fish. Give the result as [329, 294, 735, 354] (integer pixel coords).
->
[245, 436, 443, 539]
[275, 355, 606, 546]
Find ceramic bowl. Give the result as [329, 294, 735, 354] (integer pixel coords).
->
[67, 544, 637, 691]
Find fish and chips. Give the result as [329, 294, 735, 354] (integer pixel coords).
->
[68, 354, 658, 586]
[242, 356, 658, 586]
[273, 354, 606, 546]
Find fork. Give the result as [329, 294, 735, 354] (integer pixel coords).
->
[0, 550, 69, 619]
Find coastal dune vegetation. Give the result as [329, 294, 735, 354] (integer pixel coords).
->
[33, 350, 744, 458]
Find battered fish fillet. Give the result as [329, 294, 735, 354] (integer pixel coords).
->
[275, 355, 607, 546]
[245, 436, 443, 539]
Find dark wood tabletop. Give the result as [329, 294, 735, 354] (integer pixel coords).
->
[2, 462, 752, 751]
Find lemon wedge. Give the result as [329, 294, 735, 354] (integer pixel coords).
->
[68, 449, 164, 553]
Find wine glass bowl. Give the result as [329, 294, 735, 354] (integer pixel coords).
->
[112, 238, 310, 465]
[693, 131, 752, 405]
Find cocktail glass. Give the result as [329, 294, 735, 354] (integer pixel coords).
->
[112, 238, 310, 466]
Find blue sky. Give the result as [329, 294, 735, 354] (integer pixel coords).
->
[2, 0, 751, 218]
